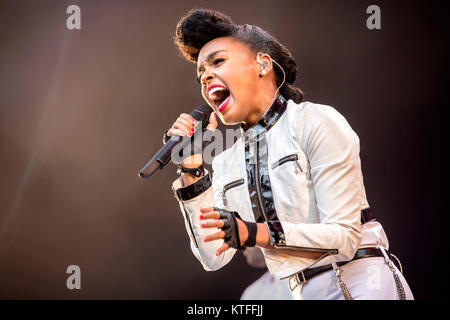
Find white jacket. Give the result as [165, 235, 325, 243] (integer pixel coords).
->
[171, 97, 389, 279]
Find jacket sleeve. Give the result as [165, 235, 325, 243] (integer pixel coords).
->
[276, 104, 363, 262]
[171, 167, 236, 271]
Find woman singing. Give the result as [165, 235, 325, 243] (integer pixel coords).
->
[166, 8, 413, 300]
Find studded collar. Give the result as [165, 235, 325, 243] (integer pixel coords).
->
[239, 94, 288, 142]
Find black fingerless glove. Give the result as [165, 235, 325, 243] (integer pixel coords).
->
[214, 207, 257, 250]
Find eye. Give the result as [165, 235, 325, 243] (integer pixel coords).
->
[195, 58, 225, 85]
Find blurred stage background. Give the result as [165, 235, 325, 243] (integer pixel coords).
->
[0, 0, 448, 299]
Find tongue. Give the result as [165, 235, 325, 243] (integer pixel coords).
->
[218, 95, 230, 112]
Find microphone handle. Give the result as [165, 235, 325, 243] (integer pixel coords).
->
[137, 104, 211, 179]
[138, 136, 182, 178]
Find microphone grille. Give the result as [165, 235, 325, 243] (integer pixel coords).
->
[191, 104, 213, 129]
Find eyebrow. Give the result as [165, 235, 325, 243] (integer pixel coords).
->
[196, 50, 227, 78]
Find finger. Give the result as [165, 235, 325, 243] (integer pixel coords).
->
[172, 122, 193, 136]
[203, 230, 225, 242]
[199, 211, 221, 220]
[173, 120, 192, 134]
[177, 117, 194, 130]
[180, 113, 196, 124]
[168, 128, 189, 137]
[206, 112, 218, 131]
[200, 207, 215, 213]
[200, 219, 224, 229]
[215, 243, 230, 256]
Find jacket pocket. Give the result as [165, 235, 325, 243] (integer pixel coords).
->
[222, 178, 245, 206]
[271, 153, 303, 172]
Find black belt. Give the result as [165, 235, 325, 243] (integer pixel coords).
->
[290, 247, 385, 283]
[288, 209, 379, 286]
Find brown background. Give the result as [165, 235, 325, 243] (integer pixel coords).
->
[0, 0, 448, 299]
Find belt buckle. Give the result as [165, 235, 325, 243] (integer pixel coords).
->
[289, 270, 307, 291]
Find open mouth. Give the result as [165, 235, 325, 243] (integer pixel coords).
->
[208, 85, 231, 113]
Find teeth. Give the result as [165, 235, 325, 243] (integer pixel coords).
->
[208, 86, 227, 99]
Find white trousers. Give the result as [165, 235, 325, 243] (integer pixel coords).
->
[292, 257, 414, 300]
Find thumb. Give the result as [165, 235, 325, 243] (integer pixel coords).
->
[206, 112, 218, 131]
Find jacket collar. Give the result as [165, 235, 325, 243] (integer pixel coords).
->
[239, 94, 288, 141]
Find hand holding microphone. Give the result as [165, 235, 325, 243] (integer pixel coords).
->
[166, 111, 217, 168]
[138, 104, 216, 179]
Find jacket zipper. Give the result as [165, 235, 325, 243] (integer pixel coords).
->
[254, 143, 269, 221]
[253, 143, 334, 255]
[271, 153, 303, 172]
[180, 201, 199, 248]
[221, 179, 245, 206]
[273, 243, 338, 254]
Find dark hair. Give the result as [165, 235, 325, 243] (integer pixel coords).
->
[174, 8, 304, 103]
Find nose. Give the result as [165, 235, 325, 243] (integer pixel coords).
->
[200, 68, 214, 86]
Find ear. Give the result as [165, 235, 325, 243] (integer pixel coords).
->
[257, 52, 273, 74]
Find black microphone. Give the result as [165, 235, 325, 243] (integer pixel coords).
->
[138, 104, 212, 179]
